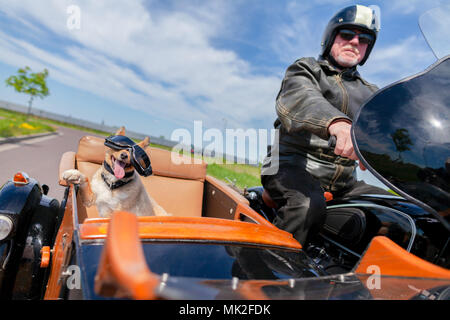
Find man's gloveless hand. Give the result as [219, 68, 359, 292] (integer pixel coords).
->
[328, 120, 366, 170]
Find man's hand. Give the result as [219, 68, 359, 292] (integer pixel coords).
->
[328, 120, 366, 170]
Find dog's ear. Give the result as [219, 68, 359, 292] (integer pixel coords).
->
[115, 126, 126, 136]
[138, 136, 150, 149]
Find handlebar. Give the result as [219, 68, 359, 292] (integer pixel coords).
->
[328, 135, 337, 149]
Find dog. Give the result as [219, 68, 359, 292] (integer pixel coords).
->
[62, 127, 170, 218]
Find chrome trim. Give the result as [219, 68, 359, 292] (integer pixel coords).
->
[319, 234, 362, 258]
[71, 184, 81, 248]
[357, 193, 405, 200]
[1, 240, 13, 270]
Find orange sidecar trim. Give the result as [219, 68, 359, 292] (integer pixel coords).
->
[356, 236, 450, 279]
[80, 215, 302, 250]
[95, 211, 159, 300]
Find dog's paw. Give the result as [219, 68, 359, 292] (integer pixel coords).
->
[62, 169, 86, 185]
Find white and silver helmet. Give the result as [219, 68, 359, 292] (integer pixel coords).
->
[321, 5, 381, 66]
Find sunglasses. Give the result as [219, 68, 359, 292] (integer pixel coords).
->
[338, 29, 374, 45]
[104, 135, 153, 177]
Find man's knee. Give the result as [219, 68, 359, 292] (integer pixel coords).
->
[275, 189, 326, 228]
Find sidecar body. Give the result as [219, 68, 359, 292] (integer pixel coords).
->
[1, 134, 449, 300]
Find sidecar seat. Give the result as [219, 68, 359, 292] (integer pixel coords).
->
[58, 135, 207, 221]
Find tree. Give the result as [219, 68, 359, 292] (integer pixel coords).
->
[5, 66, 50, 118]
[391, 128, 413, 162]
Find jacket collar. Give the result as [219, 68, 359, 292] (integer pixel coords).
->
[318, 56, 361, 80]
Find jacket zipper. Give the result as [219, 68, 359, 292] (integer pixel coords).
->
[335, 73, 348, 115]
[329, 73, 348, 191]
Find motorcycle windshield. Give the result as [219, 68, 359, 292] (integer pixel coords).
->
[419, 5, 450, 59]
[352, 6, 450, 227]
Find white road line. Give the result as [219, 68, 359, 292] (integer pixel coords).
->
[0, 144, 19, 152]
[0, 133, 61, 153]
[23, 133, 62, 144]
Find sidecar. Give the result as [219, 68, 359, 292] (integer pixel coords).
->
[1, 132, 449, 300]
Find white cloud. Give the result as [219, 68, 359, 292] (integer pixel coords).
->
[269, 1, 326, 64]
[361, 36, 436, 88]
[0, 0, 444, 136]
[385, 0, 445, 15]
[0, 0, 281, 132]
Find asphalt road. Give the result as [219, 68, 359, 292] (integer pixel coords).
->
[0, 126, 103, 202]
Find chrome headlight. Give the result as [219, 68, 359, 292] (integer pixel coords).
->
[0, 216, 13, 241]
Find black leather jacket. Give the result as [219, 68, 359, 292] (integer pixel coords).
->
[262, 57, 378, 192]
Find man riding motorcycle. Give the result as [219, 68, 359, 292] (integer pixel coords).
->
[261, 5, 391, 245]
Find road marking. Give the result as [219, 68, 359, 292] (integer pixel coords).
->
[0, 144, 19, 152]
[0, 133, 61, 153]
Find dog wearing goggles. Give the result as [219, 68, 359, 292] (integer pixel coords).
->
[62, 127, 169, 218]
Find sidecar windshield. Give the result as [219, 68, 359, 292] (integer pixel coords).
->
[419, 5, 450, 59]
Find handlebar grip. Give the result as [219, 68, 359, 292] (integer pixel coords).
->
[328, 135, 337, 149]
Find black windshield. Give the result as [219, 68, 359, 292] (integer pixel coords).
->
[352, 56, 450, 226]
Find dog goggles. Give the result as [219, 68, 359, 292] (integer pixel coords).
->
[104, 135, 153, 177]
[338, 29, 374, 45]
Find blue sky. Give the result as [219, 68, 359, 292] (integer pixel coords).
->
[1, 0, 447, 187]
[0, 0, 445, 139]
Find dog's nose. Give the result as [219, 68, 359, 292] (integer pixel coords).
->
[120, 152, 128, 160]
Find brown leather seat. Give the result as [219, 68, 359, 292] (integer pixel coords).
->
[59, 136, 207, 220]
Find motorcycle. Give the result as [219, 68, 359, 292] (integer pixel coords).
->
[245, 3, 450, 286]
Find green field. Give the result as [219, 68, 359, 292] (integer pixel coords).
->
[0, 108, 55, 137]
[0, 107, 262, 190]
[206, 163, 261, 189]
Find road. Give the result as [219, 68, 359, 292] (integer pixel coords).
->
[0, 126, 387, 204]
[0, 127, 104, 202]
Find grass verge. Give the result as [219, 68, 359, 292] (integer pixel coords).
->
[206, 163, 261, 189]
[0, 108, 55, 137]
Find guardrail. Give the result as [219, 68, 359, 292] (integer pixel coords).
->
[0, 99, 177, 148]
[0, 99, 259, 166]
